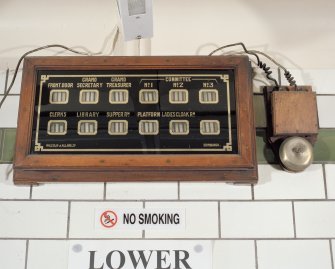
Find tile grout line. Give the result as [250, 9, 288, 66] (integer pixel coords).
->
[1, 237, 335, 240]
[323, 164, 328, 199]
[178, 181, 180, 200]
[142, 201, 146, 238]
[218, 201, 221, 238]
[330, 240, 334, 269]
[24, 239, 29, 269]
[29, 185, 33, 199]
[66, 201, 71, 239]
[291, 201, 297, 238]
[4, 198, 335, 202]
[254, 240, 259, 269]
[103, 182, 107, 200]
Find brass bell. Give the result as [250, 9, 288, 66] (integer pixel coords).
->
[279, 136, 313, 172]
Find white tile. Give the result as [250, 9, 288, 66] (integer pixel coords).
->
[281, 68, 335, 94]
[220, 202, 294, 238]
[145, 202, 218, 238]
[32, 183, 104, 200]
[213, 240, 255, 269]
[257, 240, 332, 269]
[0, 70, 6, 93]
[254, 164, 325, 199]
[106, 182, 178, 200]
[0, 240, 26, 269]
[180, 182, 252, 200]
[295, 201, 335, 238]
[0, 164, 30, 199]
[0, 95, 19, 127]
[317, 96, 335, 128]
[7, 70, 22, 94]
[0, 201, 68, 238]
[69, 202, 143, 238]
[28, 240, 69, 269]
[325, 164, 335, 199]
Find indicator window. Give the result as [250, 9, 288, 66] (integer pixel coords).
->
[80, 90, 99, 104]
[109, 89, 129, 104]
[47, 120, 67, 135]
[139, 120, 159, 135]
[169, 120, 189, 135]
[200, 120, 220, 135]
[108, 120, 128, 135]
[139, 89, 159, 104]
[169, 89, 189, 104]
[199, 89, 219, 104]
[49, 90, 69, 104]
[78, 120, 98, 135]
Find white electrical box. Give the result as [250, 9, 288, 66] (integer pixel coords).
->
[117, 0, 153, 41]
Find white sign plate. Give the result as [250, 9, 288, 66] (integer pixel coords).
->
[68, 240, 212, 269]
[95, 208, 185, 230]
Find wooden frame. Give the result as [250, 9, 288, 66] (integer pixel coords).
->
[14, 56, 257, 184]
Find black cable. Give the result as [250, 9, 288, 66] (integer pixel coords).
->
[249, 50, 296, 86]
[209, 42, 291, 87]
[0, 44, 92, 110]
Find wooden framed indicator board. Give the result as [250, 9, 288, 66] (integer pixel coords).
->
[13, 56, 257, 184]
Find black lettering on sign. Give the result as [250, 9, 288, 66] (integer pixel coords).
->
[106, 250, 126, 269]
[89, 251, 104, 269]
[123, 213, 136, 224]
[128, 250, 153, 269]
[88, 249, 192, 269]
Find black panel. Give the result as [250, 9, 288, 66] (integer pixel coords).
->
[31, 69, 238, 154]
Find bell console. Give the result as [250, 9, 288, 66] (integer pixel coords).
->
[14, 56, 257, 184]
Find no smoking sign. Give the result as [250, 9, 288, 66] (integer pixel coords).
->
[100, 210, 118, 228]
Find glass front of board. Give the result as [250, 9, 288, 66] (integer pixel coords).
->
[31, 70, 238, 154]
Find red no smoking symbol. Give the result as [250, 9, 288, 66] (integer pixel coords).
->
[100, 210, 118, 228]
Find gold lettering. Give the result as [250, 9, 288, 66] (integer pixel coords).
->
[106, 82, 132, 88]
[82, 77, 97, 82]
[76, 112, 100, 118]
[47, 83, 61, 88]
[61, 83, 73, 88]
[77, 82, 103, 88]
[111, 77, 126, 82]
[165, 76, 191, 82]
[49, 112, 67, 117]
[137, 112, 161, 118]
[106, 112, 131, 118]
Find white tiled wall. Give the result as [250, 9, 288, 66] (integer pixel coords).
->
[0, 164, 30, 199]
[255, 165, 325, 199]
[180, 182, 252, 200]
[1, 0, 335, 268]
[32, 183, 104, 200]
[325, 165, 335, 199]
[257, 240, 333, 269]
[220, 202, 294, 238]
[106, 182, 178, 200]
[0, 201, 68, 238]
[0, 95, 19, 127]
[317, 96, 335, 128]
[295, 202, 335, 238]
[0, 240, 26, 269]
[27, 240, 69, 269]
